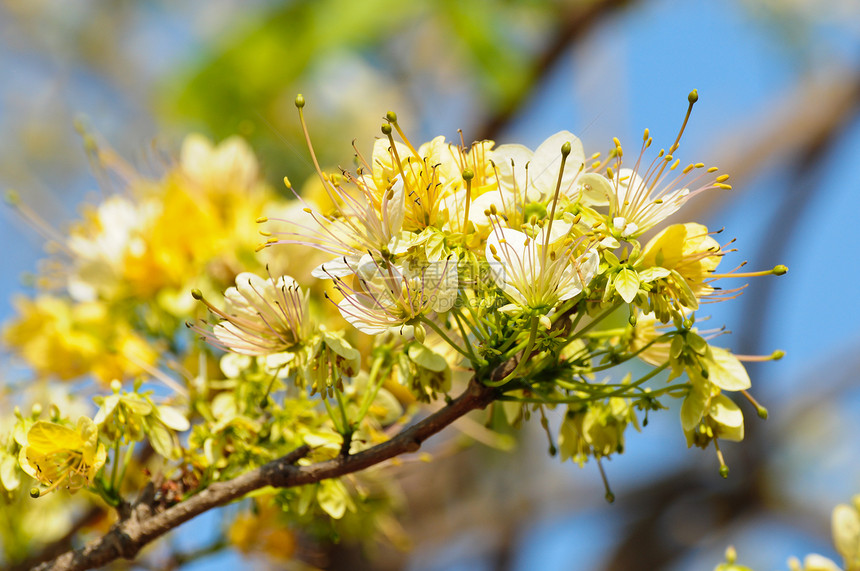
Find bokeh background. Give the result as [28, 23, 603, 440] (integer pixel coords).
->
[1, 0, 859, 569]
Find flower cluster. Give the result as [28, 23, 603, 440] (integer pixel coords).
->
[0, 91, 787, 565]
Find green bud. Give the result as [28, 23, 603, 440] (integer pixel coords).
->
[49, 404, 60, 421]
[461, 168, 474, 181]
[295, 94, 305, 108]
[719, 464, 729, 478]
[30, 487, 41, 498]
[381, 124, 392, 135]
[688, 89, 699, 104]
[414, 323, 426, 344]
[191, 289, 203, 300]
[385, 111, 397, 123]
[561, 141, 571, 157]
[605, 491, 615, 503]
[772, 265, 788, 275]
[756, 406, 768, 420]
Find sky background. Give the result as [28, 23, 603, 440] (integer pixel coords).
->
[1, 0, 859, 569]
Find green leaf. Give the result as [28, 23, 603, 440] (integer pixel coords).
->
[709, 394, 744, 441]
[408, 344, 448, 372]
[93, 394, 120, 425]
[670, 270, 699, 310]
[637, 266, 670, 283]
[614, 268, 640, 304]
[686, 332, 709, 356]
[680, 386, 708, 432]
[603, 250, 620, 266]
[155, 406, 190, 432]
[317, 479, 351, 519]
[145, 420, 175, 459]
[704, 347, 751, 391]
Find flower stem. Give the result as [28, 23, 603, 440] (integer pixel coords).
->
[486, 317, 539, 387]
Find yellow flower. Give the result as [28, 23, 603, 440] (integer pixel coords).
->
[832, 495, 860, 571]
[640, 223, 723, 298]
[180, 134, 259, 194]
[2, 295, 157, 383]
[19, 417, 107, 496]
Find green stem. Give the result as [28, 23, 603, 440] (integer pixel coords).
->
[459, 292, 491, 339]
[118, 442, 135, 494]
[334, 386, 351, 435]
[420, 316, 473, 361]
[450, 308, 484, 365]
[575, 332, 675, 374]
[353, 356, 386, 426]
[486, 317, 539, 387]
[109, 440, 121, 493]
[321, 392, 343, 434]
[569, 301, 622, 340]
[579, 362, 671, 403]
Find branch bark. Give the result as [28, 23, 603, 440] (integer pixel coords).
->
[34, 378, 496, 571]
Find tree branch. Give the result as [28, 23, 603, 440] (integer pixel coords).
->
[34, 378, 497, 571]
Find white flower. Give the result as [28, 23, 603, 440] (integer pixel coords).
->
[610, 168, 690, 238]
[67, 195, 155, 302]
[180, 134, 258, 192]
[491, 131, 586, 203]
[331, 256, 458, 335]
[606, 135, 729, 238]
[485, 224, 597, 315]
[196, 272, 310, 356]
[268, 174, 410, 280]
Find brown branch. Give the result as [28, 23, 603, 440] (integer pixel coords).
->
[34, 378, 496, 571]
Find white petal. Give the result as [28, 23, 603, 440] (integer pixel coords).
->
[311, 257, 360, 279]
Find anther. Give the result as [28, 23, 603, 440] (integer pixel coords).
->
[256, 216, 268, 223]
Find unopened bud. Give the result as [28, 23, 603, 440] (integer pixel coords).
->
[295, 94, 305, 108]
[191, 289, 203, 301]
[386, 111, 397, 123]
[772, 265, 788, 275]
[413, 323, 426, 343]
[381, 123, 392, 135]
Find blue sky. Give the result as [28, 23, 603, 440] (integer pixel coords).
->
[2, 0, 859, 569]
